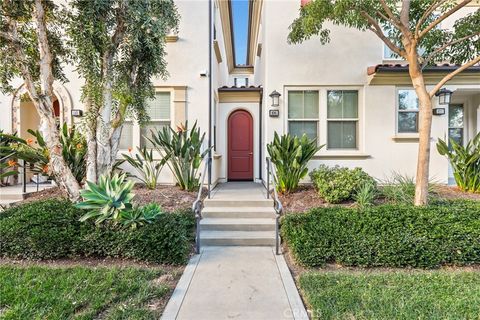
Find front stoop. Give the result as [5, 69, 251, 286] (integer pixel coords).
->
[200, 199, 277, 247]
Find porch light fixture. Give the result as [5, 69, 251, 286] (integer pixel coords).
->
[435, 88, 453, 105]
[269, 90, 281, 107]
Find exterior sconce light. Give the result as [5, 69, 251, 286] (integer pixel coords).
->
[435, 88, 453, 105]
[269, 90, 281, 107]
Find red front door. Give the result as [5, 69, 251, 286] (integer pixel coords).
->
[228, 110, 253, 181]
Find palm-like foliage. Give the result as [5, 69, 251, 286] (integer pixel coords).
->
[437, 132, 480, 193]
[0, 130, 19, 184]
[76, 173, 135, 225]
[148, 121, 211, 191]
[122, 146, 166, 189]
[267, 132, 323, 193]
[0, 124, 86, 183]
[120, 203, 164, 230]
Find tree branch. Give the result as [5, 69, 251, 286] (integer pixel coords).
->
[377, 0, 402, 28]
[34, 0, 54, 100]
[429, 56, 480, 98]
[419, 0, 472, 39]
[422, 32, 480, 68]
[360, 11, 406, 58]
[415, 0, 447, 36]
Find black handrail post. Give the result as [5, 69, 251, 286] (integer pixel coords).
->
[266, 158, 270, 199]
[22, 160, 26, 194]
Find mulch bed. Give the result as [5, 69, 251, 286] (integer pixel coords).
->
[15, 184, 199, 212]
[278, 185, 354, 213]
[434, 185, 480, 201]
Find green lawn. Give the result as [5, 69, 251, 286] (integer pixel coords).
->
[0, 265, 176, 319]
[299, 270, 480, 320]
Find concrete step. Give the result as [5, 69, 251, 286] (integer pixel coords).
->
[202, 207, 277, 219]
[203, 199, 274, 208]
[200, 218, 276, 231]
[200, 231, 276, 246]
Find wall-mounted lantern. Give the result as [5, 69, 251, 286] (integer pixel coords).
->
[269, 90, 281, 107]
[435, 88, 453, 105]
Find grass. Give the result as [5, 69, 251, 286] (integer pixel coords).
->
[0, 265, 175, 319]
[299, 270, 480, 320]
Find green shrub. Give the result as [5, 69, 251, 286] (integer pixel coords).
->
[281, 200, 480, 268]
[120, 203, 164, 229]
[122, 146, 166, 190]
[267, 132, 322, 194]
[1, 124, 87, 184]
[148, 121, 211, 191]
[0, 200, 194, 264]
[353, 181, 377, 210]
[437, 132, 480, 193]
[310, 165, 376, 203]
[381, 172, 438, 204]
[76, 173, 135, 225]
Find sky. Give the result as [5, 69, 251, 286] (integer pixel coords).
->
[231, 0, 249, 66]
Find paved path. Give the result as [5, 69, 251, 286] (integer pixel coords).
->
[162, 246, 308, 320]
[209, 181, 269, 200]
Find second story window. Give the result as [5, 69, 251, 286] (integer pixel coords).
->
[397, 89, 419, 133]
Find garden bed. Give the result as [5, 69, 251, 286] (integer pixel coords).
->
[0, 262, 183, 319]
[18, 184, 200, 212]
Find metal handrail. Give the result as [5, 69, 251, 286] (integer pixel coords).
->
[0, 152, 15, 162]
[192, 155, 211, 254]
[266, 157, 283, 255]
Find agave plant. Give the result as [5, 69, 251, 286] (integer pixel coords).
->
[267, 132, 323, 193]
[122, 146, 166, 189]
[76, 173, 136, 225]
[148, 121, 211, 191]
[120, 203, 164, 229]
[437, 132, 480, 193]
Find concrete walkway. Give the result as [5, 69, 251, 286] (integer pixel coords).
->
[209, 181, 269, 200]
[162, 246, 308, 320]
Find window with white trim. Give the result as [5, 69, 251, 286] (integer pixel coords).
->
[327, 90, 358, 149]
[397, 89, 419, 133]
[140, 92, 171, 148]
[287, 90, 319, 141]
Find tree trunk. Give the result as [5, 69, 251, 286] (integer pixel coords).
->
[36, 99, 81, 201]
[408, 57, 433, 206]
[85, 114, 98, 183]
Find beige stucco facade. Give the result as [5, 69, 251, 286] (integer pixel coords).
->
[0, 0, 479, 186]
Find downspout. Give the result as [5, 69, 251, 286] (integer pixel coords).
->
[207, 0, 212, 198]
[259, 89, 263, 181]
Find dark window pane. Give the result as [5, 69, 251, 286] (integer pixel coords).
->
[327, 121, 357, 149]
[398, 112, 418, 133]
[448, 128, 463, 147]
[141, 121, 170, 148]
[448, 105, 464, 128]
[288, 121, 317, 141]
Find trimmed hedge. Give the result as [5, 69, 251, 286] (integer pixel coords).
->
[281, 200, 480, 268]
[0, 199, 194, 264]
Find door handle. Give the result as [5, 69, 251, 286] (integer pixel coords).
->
[249, 152, 253, 155]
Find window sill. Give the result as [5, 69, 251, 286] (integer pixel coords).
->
[312, 153, 371, 159]
[392, 134, 419, 142]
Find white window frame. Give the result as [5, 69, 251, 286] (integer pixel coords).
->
[326, 90, 360, 150]
[285, 86, 365, 155]
[396, 87, 419, 134]
[117, 88, 174, 153]
[286, 90, 320, 143]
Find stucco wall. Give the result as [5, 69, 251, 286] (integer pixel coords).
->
[259, 0, 479, 183]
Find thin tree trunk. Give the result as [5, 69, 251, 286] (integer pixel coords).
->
[408, 56, 433, 206]
[33, 0, 80, 200]
[85, 100, 98, 183]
